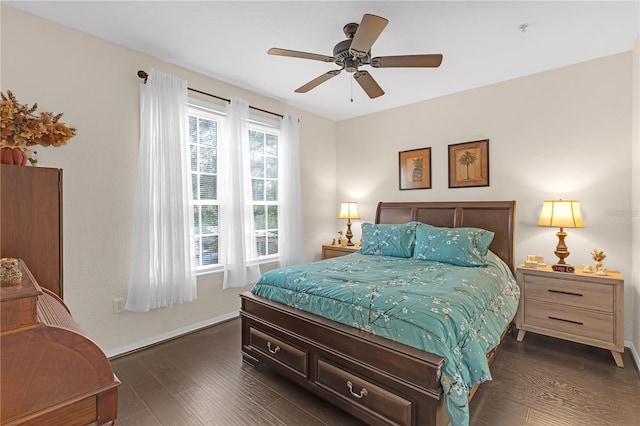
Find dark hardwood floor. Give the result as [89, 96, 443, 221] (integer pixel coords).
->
[111, 318, 640, 426]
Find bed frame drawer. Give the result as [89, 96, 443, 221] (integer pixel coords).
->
[248, 327, 308, 377]
[316, 358, 413, 426]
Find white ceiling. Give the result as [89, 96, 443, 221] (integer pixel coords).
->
[6, 1, 640, 121]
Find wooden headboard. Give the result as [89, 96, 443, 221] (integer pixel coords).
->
[375, 201, 516, 273]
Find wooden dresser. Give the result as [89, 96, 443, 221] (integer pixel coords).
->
[1, 259, 119, 425]
[515, 263, 624, 367]
[1, 165, 64, 297]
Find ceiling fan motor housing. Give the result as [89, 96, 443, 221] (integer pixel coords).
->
[333, 39, 370, 71]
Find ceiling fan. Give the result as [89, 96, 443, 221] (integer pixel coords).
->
[268, 13, 443, 99]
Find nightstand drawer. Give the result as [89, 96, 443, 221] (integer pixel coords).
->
[524, 275, 613, 312]
[525, 300, 614, 342]
[323, 247, 351, 259]
[321, 244, 360, 260]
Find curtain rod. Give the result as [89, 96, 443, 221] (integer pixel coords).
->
[137, 70, 284, 119]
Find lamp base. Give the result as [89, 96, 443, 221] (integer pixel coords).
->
[553, 228, 571, 265]
[345, 221, 355, 246]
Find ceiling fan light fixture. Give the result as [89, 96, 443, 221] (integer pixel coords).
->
[344, 58, 359, 73]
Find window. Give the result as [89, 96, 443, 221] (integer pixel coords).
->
[189, 107, 220, 269]
[188, 105, 279, 271]
[250, 126, 279, 257]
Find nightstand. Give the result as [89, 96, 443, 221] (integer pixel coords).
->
[321, 244, 360, 260]
[516, 263, 624, 367]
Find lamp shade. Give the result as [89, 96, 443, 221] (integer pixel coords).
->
[338, 202, 360, 220]
[537, 200, 585, 228]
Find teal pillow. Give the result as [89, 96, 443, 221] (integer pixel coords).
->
[360, 222, 418, 258]
[413, 224, 494, 266]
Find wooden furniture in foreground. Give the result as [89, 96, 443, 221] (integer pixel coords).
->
[516, 263, 624, 367]
[241, 200, 516, 426]
[1, 259, 119, 425]
[0, 165, 64, 297]
[321, 243, 360, 259]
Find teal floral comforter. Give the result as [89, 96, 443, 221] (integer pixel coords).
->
[250, 251, 520, 426]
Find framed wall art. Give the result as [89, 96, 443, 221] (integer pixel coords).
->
[448, 139, 489, 188]
[399, 147, 431, 190]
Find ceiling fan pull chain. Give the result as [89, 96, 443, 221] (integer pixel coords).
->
[350, 76, 354, 103]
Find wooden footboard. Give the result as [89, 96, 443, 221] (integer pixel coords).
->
[241, 292, 449, 426]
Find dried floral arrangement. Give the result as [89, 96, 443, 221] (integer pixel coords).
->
[0, 90, 76, 149]
[591, 249, 606, 263]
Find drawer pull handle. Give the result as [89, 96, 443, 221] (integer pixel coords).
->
[548, 316, 584, 325]
[346, 381, 368, 399]
[548, 289, 583, 297]
[266, 342, 280, 354]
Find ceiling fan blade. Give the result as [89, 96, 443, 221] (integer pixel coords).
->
[268, 48, 334, 62]
[295, 70, 342, 93]
[349, 14, 388, 58]
[353, 70, 384, 99]
[370, 54, 443, 68]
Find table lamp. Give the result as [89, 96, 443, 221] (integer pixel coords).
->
[537, 199, 584, 265]
[338, 202, 360, 246]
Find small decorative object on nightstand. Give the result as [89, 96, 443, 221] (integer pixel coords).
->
[322, 244, 360, 260]
[516, 262, 624, 367]
[591, 248, 607, 275]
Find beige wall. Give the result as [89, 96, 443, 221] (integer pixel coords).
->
[336, 52, 637, 351]
[0, 6, 337, 355]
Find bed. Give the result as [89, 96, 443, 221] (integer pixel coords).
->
[240, 200, 518, 426]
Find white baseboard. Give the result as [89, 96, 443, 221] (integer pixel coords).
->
[105, 310, 239, 359]
[625, 339, 640, 368]
[105, 313, 640, 370]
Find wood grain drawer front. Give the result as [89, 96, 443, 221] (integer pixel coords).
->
[249, 327, 308, 377]
[22, 396, 97, 426]
[323, 248, 350, 259]
[524, 275, 613, 312]
[524, 300, 614, 342]
[316, 359, 412, 426]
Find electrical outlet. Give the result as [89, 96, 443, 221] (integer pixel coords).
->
[113, 298, 125, 314]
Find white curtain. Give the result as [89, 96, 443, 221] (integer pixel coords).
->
[220, 97, 261, 289]
[278, 114, 305, 266]
[126, 69, 197, 312]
